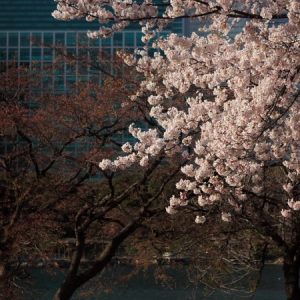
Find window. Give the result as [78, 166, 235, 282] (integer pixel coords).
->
[89, 37, 100, 47]
[101, 37, 112, 47]
[8, 33, 18, 47]
[54, 76, 65, 92]
[43, 33, 53, 46]
[0, 49, 6, 61]
[20, 33, 31, 47]
[53, 64, 65, 76]
[32, 48, 42, 61]
[42, 76, 53, 88]
[135, 32, 144, 47]
[31, 32, 42, 47]
[8, 48, 18, 60]
[20, 48, 30, 61]
[65, 63, 75, 73]
[77, 32, 88, 47]
[113, 32, 123, 47]
[43, 48, 53, 61]
[55, 33, 65, 46]
[87, 48, 99, 61]
[19, 62, 30, 68]
[77, 75, 88, 83]
[65, 47, 76, 60]
[125, 32, 135, 47]
[43, 62, 54, 74]
[31, 62, 42, 71]
[66, 76, 76, 89]
[67, 32, 77, 46]
[0, 33, 7, 47]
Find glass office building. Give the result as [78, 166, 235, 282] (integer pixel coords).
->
[0, 1, 284, 86]
[0, 0, 185, 93]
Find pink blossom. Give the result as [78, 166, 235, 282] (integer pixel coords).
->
[195, 215, 206, 224]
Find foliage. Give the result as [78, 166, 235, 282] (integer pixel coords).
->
[0, 61, 140, 299]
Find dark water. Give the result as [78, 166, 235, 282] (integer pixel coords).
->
[20, 264, 285, 300]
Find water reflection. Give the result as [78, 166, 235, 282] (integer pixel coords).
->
[22, 264, 285, 300]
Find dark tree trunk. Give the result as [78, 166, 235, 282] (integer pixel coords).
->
[52, 220, 139, 300]
[53, 279, 79, 300]
[283, 255, 300, 300]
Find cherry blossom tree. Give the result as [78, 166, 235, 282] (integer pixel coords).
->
[53, 1, 300, 299]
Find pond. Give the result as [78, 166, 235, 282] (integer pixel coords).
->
[21, 264, 286, 300]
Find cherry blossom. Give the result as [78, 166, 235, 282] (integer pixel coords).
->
[195, 215, 206, 224]
[54, 1, 300, 223]
[53, 2, 300, 297]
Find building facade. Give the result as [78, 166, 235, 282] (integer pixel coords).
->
[0, 0, 185, 93]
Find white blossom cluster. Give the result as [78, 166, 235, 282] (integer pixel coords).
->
[53, 0, 300, 223]
[53, 0, 158, 38]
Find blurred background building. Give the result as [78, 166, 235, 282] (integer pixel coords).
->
[0, 0, 185, 93]
[0, 1, 285, 89]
